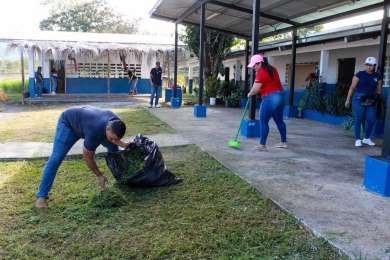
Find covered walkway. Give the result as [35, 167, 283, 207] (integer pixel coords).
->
[151, 106, 390, 259]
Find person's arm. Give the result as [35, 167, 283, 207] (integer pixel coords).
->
[247, 82, 262, 97]
[82, 147, 107, 190]
[376, 79, 383, 95]
[345, 76, 360, 108]
[150, 69, 154, 86]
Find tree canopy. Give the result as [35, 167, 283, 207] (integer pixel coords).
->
[181, 25, 237, 78]
[39, 0, 138, 34]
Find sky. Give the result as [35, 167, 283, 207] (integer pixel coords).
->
[0, 0, 176, 36]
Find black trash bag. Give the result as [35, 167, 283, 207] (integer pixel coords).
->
[105, 135, 181, 187]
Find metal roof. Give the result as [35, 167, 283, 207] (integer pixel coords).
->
[150, 0, 384, 38]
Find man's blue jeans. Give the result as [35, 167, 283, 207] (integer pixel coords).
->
[36, 114, 79, 198]
[259, 91, 287, 145]
[150, 85, 161, 106]
[352, 92, 377, 140]
[51, 78, 57, 93]
[36, 81, 43, 97]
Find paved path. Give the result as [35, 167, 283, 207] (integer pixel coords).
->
[151, 106, 390, 259]
[0, 133, 191, 159]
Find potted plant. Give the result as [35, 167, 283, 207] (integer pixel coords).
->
[205, 76, 218, 106]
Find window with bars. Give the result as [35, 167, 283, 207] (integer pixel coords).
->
[76, 63, 141, 78]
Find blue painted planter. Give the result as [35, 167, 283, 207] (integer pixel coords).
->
[302, 110, 349, 126]
[165, 87, 182, 102]
[240, 119, 260, 138]
[364, 156, 390, 197]
[194, 104, 207, 118]
[170, 97, 182, 108]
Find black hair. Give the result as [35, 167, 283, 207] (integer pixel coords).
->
[108, 120, 126, 139]
[262, 57, 274, 79]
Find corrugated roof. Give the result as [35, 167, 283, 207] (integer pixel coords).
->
[150, 0, 384, 38]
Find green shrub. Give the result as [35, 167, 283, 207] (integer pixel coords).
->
[205, 76, 219, 98]
[0, 79, 27, 93]
[298, 81, 351, 117]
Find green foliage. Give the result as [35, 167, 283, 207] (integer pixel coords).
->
[40, 0, 138, 34]
[181, 25, 235, 77]
[264, 25, 324, 42]
[0, 79, 26, 93]
[324, 85, 351, 116]
[205, 76, 219, 97]
[91, 187, 126, 209]
[219, 80, 243, 107]
[298, 81, 352, 117]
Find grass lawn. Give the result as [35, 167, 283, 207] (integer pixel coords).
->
[0, 145, 344, 259]
[0, 106, 174, 143]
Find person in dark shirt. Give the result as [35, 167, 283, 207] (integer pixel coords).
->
[35, 106, 128, 208]
[35, 66, 44, 97]
[149, 61, 162, 108]
[345, 57, 382, 147]
[128, 69, 138, 95]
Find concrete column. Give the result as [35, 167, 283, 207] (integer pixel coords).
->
[43, 51, 51, 93]
[28, 48, 35, 97]
[319, 50, 330, 83]
[188, 66, 193, 94]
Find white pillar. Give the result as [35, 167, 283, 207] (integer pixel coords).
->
[28, 48, 35, 78]
[28, 48, 35, 97]
[188, 66, 193, 80]
[319, 50, 329, 83]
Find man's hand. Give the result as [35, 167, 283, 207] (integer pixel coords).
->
[96, 174, 108, 190]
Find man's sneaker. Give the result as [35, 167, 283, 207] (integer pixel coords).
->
[35, 198, 48, 209]
[254, 145, 267, 151]
[355, 140, 362, 147]
[362, 138, 375, 146]
[155, 104, 161, 108]
[275, 142, 288, 149]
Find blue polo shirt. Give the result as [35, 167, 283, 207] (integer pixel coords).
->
[62, 106, 119, 152]
[355, 71, 381, 95]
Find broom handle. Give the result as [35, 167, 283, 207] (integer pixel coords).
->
[234, 99, 250, 140]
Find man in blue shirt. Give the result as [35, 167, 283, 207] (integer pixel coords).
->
[35, 106, 128, 208]
[149, 61, 162, 108]
[35, 66, 44, 97]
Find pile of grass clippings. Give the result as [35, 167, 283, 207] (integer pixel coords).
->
[91, 187, 127, 209]
[118, 147, 145, 183]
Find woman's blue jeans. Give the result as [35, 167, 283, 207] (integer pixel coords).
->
[259, 91, 287, 145]
[36, 114, 79, 198]
[352, 93, 377, 140]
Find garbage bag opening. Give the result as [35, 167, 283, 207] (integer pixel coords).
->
[105, 134, 182, 187]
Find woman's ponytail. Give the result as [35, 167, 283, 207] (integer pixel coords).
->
[262, 57, 274, 79]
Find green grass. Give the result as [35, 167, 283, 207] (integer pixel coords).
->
[0, 79, 24, 93]
[0, 145, 344, 259]
[0, 106, 174, 142]
[0, 79, 25, 103]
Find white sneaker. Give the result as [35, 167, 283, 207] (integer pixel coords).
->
[51, 91, 56, 95]
[362, 138, 375, 146]
[155, 104, 161, 108]
[275, 142, 288, 149]
[355, 140, 362, 147]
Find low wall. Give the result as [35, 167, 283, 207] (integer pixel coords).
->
[65, 78, 153, 94]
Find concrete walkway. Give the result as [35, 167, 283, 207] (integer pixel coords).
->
[151, 107, 390, 259]
[0, 133, 191, 159]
